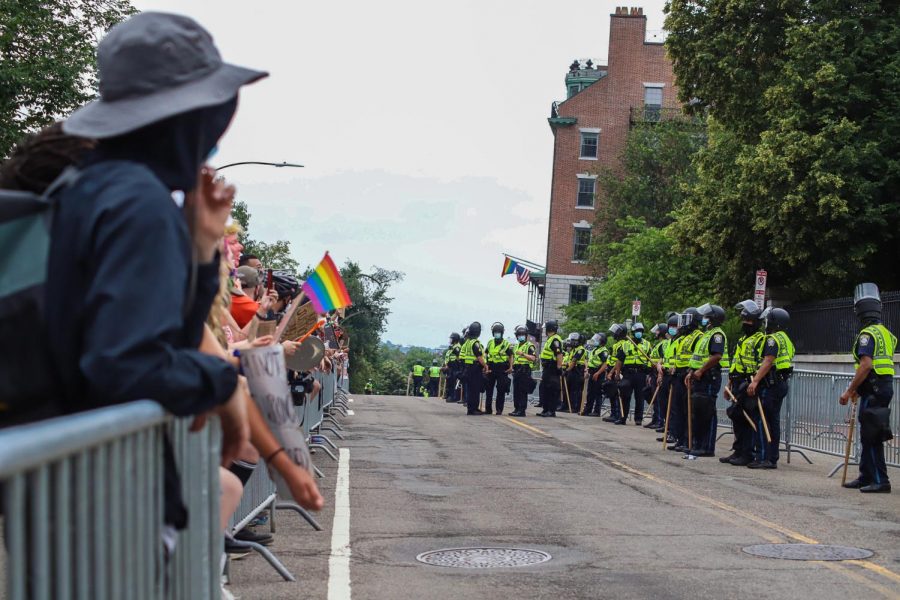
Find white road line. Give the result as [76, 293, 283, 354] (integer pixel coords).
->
[328, 448, 352, 600]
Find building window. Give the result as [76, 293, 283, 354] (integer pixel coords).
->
[643, 85, 663, 122]
[580, 132, 598, 159]
[568, 85, 579, 98]
[569, 284, 589, 305]
[573, 228, 591, 261]
[644, 86, 663, 107]
[576, 177, 595, 207]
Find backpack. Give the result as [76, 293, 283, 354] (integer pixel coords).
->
[0, 168, 79, 427]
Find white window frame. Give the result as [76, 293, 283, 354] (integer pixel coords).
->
[572, 221, 592, 263]
[578, 128, 601, 161]
[575, 174, 597, 209]
[643, 83, 664, 107]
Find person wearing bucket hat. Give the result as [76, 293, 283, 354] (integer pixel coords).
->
[44, 12, 269, 523]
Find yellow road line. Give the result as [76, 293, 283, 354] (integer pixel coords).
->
[499, 416, 900, 593]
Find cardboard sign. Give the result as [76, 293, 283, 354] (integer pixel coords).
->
[240, 344, 313, 497]
[754, 269, 767, 310]
[279, 301, 318, 342]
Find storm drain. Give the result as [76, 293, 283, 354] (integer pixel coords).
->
[742, 543, 873, 561]
[416, 547, 552, 569]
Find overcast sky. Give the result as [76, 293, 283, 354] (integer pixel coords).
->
[135, 0, 667, 347]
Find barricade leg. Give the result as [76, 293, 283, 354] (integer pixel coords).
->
[276, 501, 324, 531]
[310, 443, 338, 461]
[321, 425, 346, 440]
[224, 536, 296, 582]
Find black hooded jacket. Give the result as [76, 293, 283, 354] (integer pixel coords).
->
[46, 98, 239, 417]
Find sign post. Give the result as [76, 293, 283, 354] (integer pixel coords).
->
[632, 300, 641, 317]
[754, 270, 767, 310]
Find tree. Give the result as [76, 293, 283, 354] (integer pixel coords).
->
[564, 221, 715, 334]
[374, 359, 407, 395]
[0, 0, 135, 157]
[665, 0, 900, 297]
[338, 262, 404, 394]
[593, 118, 706, 272]
[231, 200, 299, 271]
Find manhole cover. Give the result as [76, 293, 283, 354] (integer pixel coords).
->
[742, 544, 873, 561]
[416, 547, 551, 569]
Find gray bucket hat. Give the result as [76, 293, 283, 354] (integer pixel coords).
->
[64, 12, 268, 138]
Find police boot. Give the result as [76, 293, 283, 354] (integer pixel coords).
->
[842, 478, 867, 489]
[859, 483, 891, 493]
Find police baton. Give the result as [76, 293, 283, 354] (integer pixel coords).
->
[723, 386, 758, 433]
[661, 384, 674, 450]
[840, 393, 860, 487]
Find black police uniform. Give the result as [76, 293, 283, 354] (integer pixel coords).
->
[565, 345, 587, 413]
[484, 341, 514, 415]
[854, 332, 893, 487]
[690, 331, 725, 455]
[584, 348, 609, 416]
[539, 337, 563, 416]
[464, 341, 485, 415]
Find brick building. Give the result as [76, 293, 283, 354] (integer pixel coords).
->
[535, 6, 678, 325]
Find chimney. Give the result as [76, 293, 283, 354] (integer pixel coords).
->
[631, 7, 643, 16]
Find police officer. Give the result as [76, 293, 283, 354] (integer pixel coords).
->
[511, 325, 537, 417]
[428, 360, 442, 398]
[686, 304, 729, 457]
[721, 300, 765, 466]
[364, 379, 374, 395]
[747, 307, 795, 469]
[657, 314, 680, 442]
[840, 283, 896, 493]
[604, 324, 627, 422]
[443, 332, 462, 402]
[614, 323, 646, 425]
[484, 322, 514, 415]
[645, 323, 668, 429]
[411, 361, 425, 397]
[565, 333, 587, 413]
[585, 333, 610, 416]
[538, 320, 564, 417]
[459, 322, 488, 415]
[670, 308, 703, 452]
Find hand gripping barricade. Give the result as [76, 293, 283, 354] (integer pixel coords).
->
[0, 402, 223, 600]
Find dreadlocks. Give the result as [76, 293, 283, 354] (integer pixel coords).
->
[0, 123, 95, 193]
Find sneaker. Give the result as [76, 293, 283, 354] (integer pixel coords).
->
[234, 528, 273, 546]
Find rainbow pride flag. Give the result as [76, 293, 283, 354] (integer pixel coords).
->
[302, 252, 353, 314]
[501, 256, 519, 276]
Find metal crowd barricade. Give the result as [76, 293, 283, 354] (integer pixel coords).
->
[0, 401, 222, 600]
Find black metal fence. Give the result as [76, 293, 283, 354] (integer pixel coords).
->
[785, 290, 900, 354]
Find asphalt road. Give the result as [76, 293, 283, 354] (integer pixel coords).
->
[230, 394, 900, 600]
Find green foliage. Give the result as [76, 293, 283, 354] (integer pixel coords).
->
[0, 0, 135, 157]
[402, 346, 440, 372]
[665, 0, 900, 297]
[594, 119, 706, 269]
[373, 359, 407, 395]
[338, 262, 404, 394]
[564, 222, 715, 334]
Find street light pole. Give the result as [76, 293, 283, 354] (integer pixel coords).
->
[215, 161, 304, 171]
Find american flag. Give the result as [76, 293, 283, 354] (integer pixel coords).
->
[515, 266, 531, 286]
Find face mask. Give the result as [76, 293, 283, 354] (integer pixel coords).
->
[701, 317, 710, 327]
[494, 333, 502, 340]
[668, 327, 678, 336]
[517, 335, 526, 342]
[741, 322, 757, 335]
[634, 331, 642, 339]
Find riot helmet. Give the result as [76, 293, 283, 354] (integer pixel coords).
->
[632, 322, 645, 340]
[735, 300, 762, 323]
[449, 332, 461, 344]
[596, 332, 607, 346]
[545, 319, 559, 334]
[609, 323, 627, 340]
[679, 307, 701, 331]
[698, 303, 726, 326]
[514, 325, 528, 336]
[491, 322, 505, 335]
[467, 321, 482, 338]
[854, 282, 882, 323]
[761, 307, 789, 333]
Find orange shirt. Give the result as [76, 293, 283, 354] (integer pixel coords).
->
[230, 293, 259, 328]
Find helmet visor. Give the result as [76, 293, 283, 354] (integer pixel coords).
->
[697, 303, 713, 317]
[854, 283, 880, 304]
[735, 299, 760, 317]
[677, 313, 693, 328]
